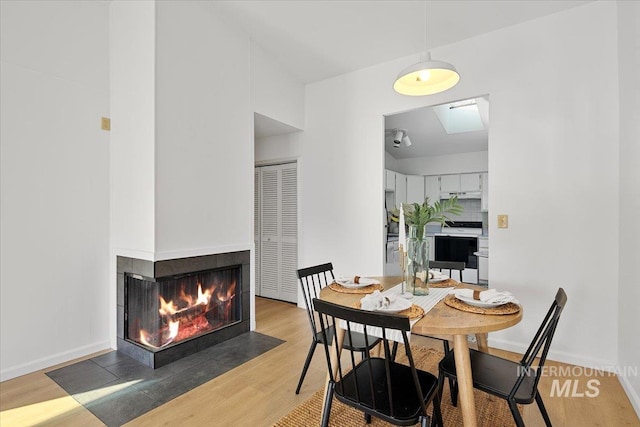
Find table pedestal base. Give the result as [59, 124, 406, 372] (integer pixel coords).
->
[453, 334, 478, 427]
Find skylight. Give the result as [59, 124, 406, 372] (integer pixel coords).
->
[433, 99, 485, 134]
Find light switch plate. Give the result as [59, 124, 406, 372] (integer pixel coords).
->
[497, 214, 508, 228]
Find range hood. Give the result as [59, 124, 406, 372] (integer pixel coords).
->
[440, 191, 482, 200]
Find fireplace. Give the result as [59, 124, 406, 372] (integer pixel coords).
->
[117, 251, 250, 368]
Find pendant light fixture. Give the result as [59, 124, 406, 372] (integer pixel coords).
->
[393, 1, 460, 96]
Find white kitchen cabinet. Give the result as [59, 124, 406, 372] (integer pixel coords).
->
[440, 173, 482, 192]
[478, 237, 489, 284]
[439, 174, 460, 193]
[395, 172, 407, 207]
[384, 237, 401, 276]
[481, 172, 489, 212]
[478, 258, 488, 283]
[425, 175, 440, 203]
[385, 169, 395, 191]
[406, 175, 425, 204]
[460, 173, 481, 192]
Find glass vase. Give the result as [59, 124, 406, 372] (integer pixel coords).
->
[406, 225, 429, 296]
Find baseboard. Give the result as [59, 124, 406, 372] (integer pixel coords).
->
[619, 374, 640, 420]
[489, 337, 640, 419]
[488, 337, 617, 370]
[0, 340, 112, 382]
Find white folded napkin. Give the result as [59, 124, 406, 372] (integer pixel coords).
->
[360, 290, 396, 311]
[451, 288, 519, 304]
[335, 276, 379, 285]
[429, 270, 446, 279]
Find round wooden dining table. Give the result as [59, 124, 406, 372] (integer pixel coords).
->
[319, 276, 523, 427]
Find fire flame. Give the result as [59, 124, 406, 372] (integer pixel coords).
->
[143, 283, 214, 349]
[133, 279, 237, 350]
[139, 320, 179, 349]
[197, 283, 212, 305]
[159, 284, 211, 316]
[217, 280, 236, 302]
[159, 296, 177, 316]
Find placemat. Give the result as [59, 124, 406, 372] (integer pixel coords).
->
[428, 278, 458, 288]
[353, 302, 425, 320]
[328, 282, 384, 294]
[443, 294, 520, 315]
[399, 304, 425, 319]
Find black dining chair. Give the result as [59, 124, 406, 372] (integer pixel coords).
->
[438, 287, 568, 427]
[429, 260, 465, 284]
[295, 263, 381, 394]
[313, 298, 443, 427]
[426, 260, 466, 393]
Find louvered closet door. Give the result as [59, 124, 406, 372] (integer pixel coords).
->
[257, 163, 298, 303]
[279, 165, 298, 302]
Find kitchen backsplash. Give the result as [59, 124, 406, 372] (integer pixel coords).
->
[451, 199, 483, 222]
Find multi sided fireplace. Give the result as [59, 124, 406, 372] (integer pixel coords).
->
[117, 251, 250, 368]
[126, 267, 240, 350]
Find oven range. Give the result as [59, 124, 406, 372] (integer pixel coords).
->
[434, 221, 483, 282]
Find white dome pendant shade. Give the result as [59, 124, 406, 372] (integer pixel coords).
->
[393, 52, 460, 96]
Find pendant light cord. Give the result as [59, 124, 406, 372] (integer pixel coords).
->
[423, 0, 428, 62]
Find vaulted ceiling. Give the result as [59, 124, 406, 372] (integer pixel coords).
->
[212, 1, 592, 84]
[226, 1, 593, 150]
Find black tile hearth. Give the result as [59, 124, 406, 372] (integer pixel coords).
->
[46, 332, 284, 427]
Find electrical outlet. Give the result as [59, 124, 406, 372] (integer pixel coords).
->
[497, 214, 508, 228]
[101, 117, 111, 131]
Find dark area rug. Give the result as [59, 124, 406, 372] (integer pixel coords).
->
[47, 332, 283, 427]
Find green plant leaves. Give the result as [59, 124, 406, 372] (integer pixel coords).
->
[402, 196, 463, 227]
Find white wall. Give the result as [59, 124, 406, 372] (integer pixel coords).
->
[384, 152, 399, 172]
[110, 0, 254, 258]
[255, 132, 302, 164]
[110, 0, 156, 257]
[617, 0, 640, 416]
[110, 0, 260, 260]
[302, 2, 620, 367]
[251, 42, 305, 131]
[154, 1, 252, 257]
[0, 1, 110, 380]
[395, 151, 488, 176]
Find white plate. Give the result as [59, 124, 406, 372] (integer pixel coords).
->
[335, 277, 379, 289]
[455, 294, 506, 308]
[376, 297, 412, 313]
[429, 275, 449, 283]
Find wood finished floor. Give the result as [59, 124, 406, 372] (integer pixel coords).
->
[1, 297, 638, 426]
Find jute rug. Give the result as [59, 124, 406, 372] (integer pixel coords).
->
[274, 346, 519, 427]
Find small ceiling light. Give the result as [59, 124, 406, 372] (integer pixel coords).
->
[390, 129, 411, 148]
[393, 130, 404, 147]
[393, 2, 460, 96]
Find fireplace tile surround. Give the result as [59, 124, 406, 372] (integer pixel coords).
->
[116, 251, 250, 368]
